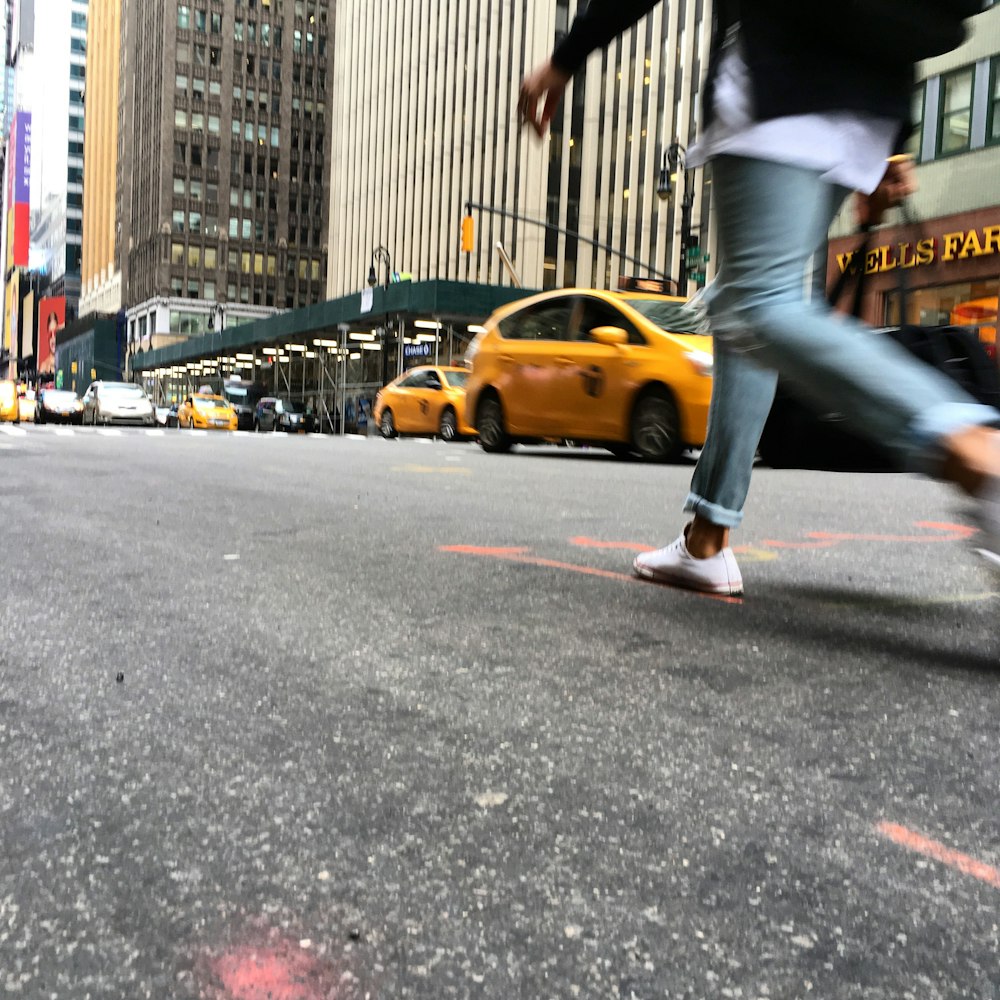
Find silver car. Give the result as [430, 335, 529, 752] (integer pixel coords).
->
[81, 381, 156, 427]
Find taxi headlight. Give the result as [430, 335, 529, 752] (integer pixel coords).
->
[684, 349, 714, 377]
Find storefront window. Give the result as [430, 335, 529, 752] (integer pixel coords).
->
[938, 67, 974, 156]
[885, 280, 999, 347]
[904, 84, 925, 160]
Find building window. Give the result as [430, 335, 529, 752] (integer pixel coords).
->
[205, 247, 217, 269]
[175, 109, 188, 128]
[176, 73, 188, 91]
[938, 66, 974, 155]
[211, 11, 222, 33]
[989, 57, 1000, 147]
[905, 84, 925, 160]
[173, 210, 186, 233]
[188, 246, 201, 268]
[171, 242, 185, 265]
[194, 9, 207, 32]
[178, 4, 191, 29]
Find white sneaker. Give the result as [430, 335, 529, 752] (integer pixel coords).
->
[633, 530, 744, 596]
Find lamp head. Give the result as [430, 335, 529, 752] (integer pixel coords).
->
[367, 265, 377, 288]
[657, 167, 672, 201]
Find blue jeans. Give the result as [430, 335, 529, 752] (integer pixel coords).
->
[684, 155, 1000, 529]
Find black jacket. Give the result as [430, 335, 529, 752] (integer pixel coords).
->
[553, 0, 980, 132]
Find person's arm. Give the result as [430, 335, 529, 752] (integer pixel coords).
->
[551, 0, 662, 76]
[518, 0, 661, 137]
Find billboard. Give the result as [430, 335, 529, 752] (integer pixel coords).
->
[38, 296, 65, 376]
[21, 288, 33, 360]
[4, 271, 19, 357]
[6, 111, 31, 270]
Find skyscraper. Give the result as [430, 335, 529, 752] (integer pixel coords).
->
[118, 0, 334, 354]
[30, 0, 86, 318]
[328, 0, 713, 300]
[80, 0, 120, 317]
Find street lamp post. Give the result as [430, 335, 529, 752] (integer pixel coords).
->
[368, 245, 393, 387]
[657, 139, 706, 297]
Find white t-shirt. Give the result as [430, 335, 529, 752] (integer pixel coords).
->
[687, 42, 897, 194]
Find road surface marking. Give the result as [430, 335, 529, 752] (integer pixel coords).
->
[97, 428, 123, 436]
[762, 521, 975, 548]
[393, 464, 472, 475]
[877, 821, 1000, 890]
[0, 425, 27, 436]
[439, 545, 743, 603]
[54, 428, 75, 436]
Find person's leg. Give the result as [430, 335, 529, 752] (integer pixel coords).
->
[706, 156, 1000, 473]
[635, 161, 846, 591]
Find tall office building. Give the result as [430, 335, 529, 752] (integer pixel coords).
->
[119, 0, 334, 354]
[80, 0, 119, 317]
[29, 0, 87, 317]
[328, 0, 713, 300]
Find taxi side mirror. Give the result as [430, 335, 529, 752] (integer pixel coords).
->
[590, 326, 629, 346]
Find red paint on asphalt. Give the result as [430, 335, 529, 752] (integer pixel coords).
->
[761, 520, 976, 549]
[439, 545, 743, 603]
[877, 821, 1000, 890]
[211, 940, 334, 1000]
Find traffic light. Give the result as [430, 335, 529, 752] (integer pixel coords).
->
[461, 214, 474, 253]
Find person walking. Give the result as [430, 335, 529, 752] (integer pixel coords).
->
[518, 0, 1000, 596]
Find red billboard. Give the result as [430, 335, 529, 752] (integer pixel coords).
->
[38, 297, 65, 376]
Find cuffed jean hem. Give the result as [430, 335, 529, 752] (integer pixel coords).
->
[906, 402, 1000, 476]
[683, 492, 745, 529]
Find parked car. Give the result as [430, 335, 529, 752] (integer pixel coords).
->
[374, 365, 475, 441]
[17, 388, 36, 422]
[0, 379, 19, 423]
[35, 388, 84, 425]
[176, 393, 238, 431]
[464, 288, 714, 462]
[81, 381, 156, 427]
[253, 397, 316, 433]
[221, 380, 267, 430]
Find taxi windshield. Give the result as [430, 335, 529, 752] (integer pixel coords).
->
[443, 370, 470, 389]
[193, 396, 228, 410]
[622, 298, 710, 335]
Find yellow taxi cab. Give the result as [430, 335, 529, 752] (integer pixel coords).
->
[176, 393, 238, 431]
[0, 379, 20, 423]
[463, 288, 713, 462]
[374, 365, 475, 441]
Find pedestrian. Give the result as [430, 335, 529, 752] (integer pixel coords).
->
[519, 0, 999, 596]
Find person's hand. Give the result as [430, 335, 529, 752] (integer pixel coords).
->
[856, 155, 917, 227]
[517, 59, 571, 138]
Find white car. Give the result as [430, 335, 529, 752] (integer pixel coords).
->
[81, 381, 156, 427]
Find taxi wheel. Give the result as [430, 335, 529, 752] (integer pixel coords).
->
[379, 409, 397, 439]
[476, 394, 512, 453]
[631, 389, 682, 463]
[439, 408, 458, 441]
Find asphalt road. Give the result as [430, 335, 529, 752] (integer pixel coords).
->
[1, 423, 998, 1000]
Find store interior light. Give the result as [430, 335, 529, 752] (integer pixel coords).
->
[313, 339, 339, 348]
[349, 332, 377, 341]
[236, 353, 254, 361]
[415, 333, 437, 342]
[361, 343, 382, 351]
[286, 344, 307, 352]
[262, 347, 278, 355]
[414, 320, 443, 330]
[305, 351, 316, 358]
[468, 324, 488, 334]
[349, 352, 361, 360]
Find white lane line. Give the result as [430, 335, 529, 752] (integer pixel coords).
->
[146, 429, 165, 437]
[0, 425, 27, 436]
[97, 428, 123, 436]
[54, 428, 75, 437]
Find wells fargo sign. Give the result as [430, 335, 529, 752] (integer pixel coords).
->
[837, 225, 1000, 276]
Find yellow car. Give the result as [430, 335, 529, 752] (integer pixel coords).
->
[374, 365, 475, 441]
[464, 288, 714, 462]
[0, 379, 19, 423]
[176, 393, 238, 431]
